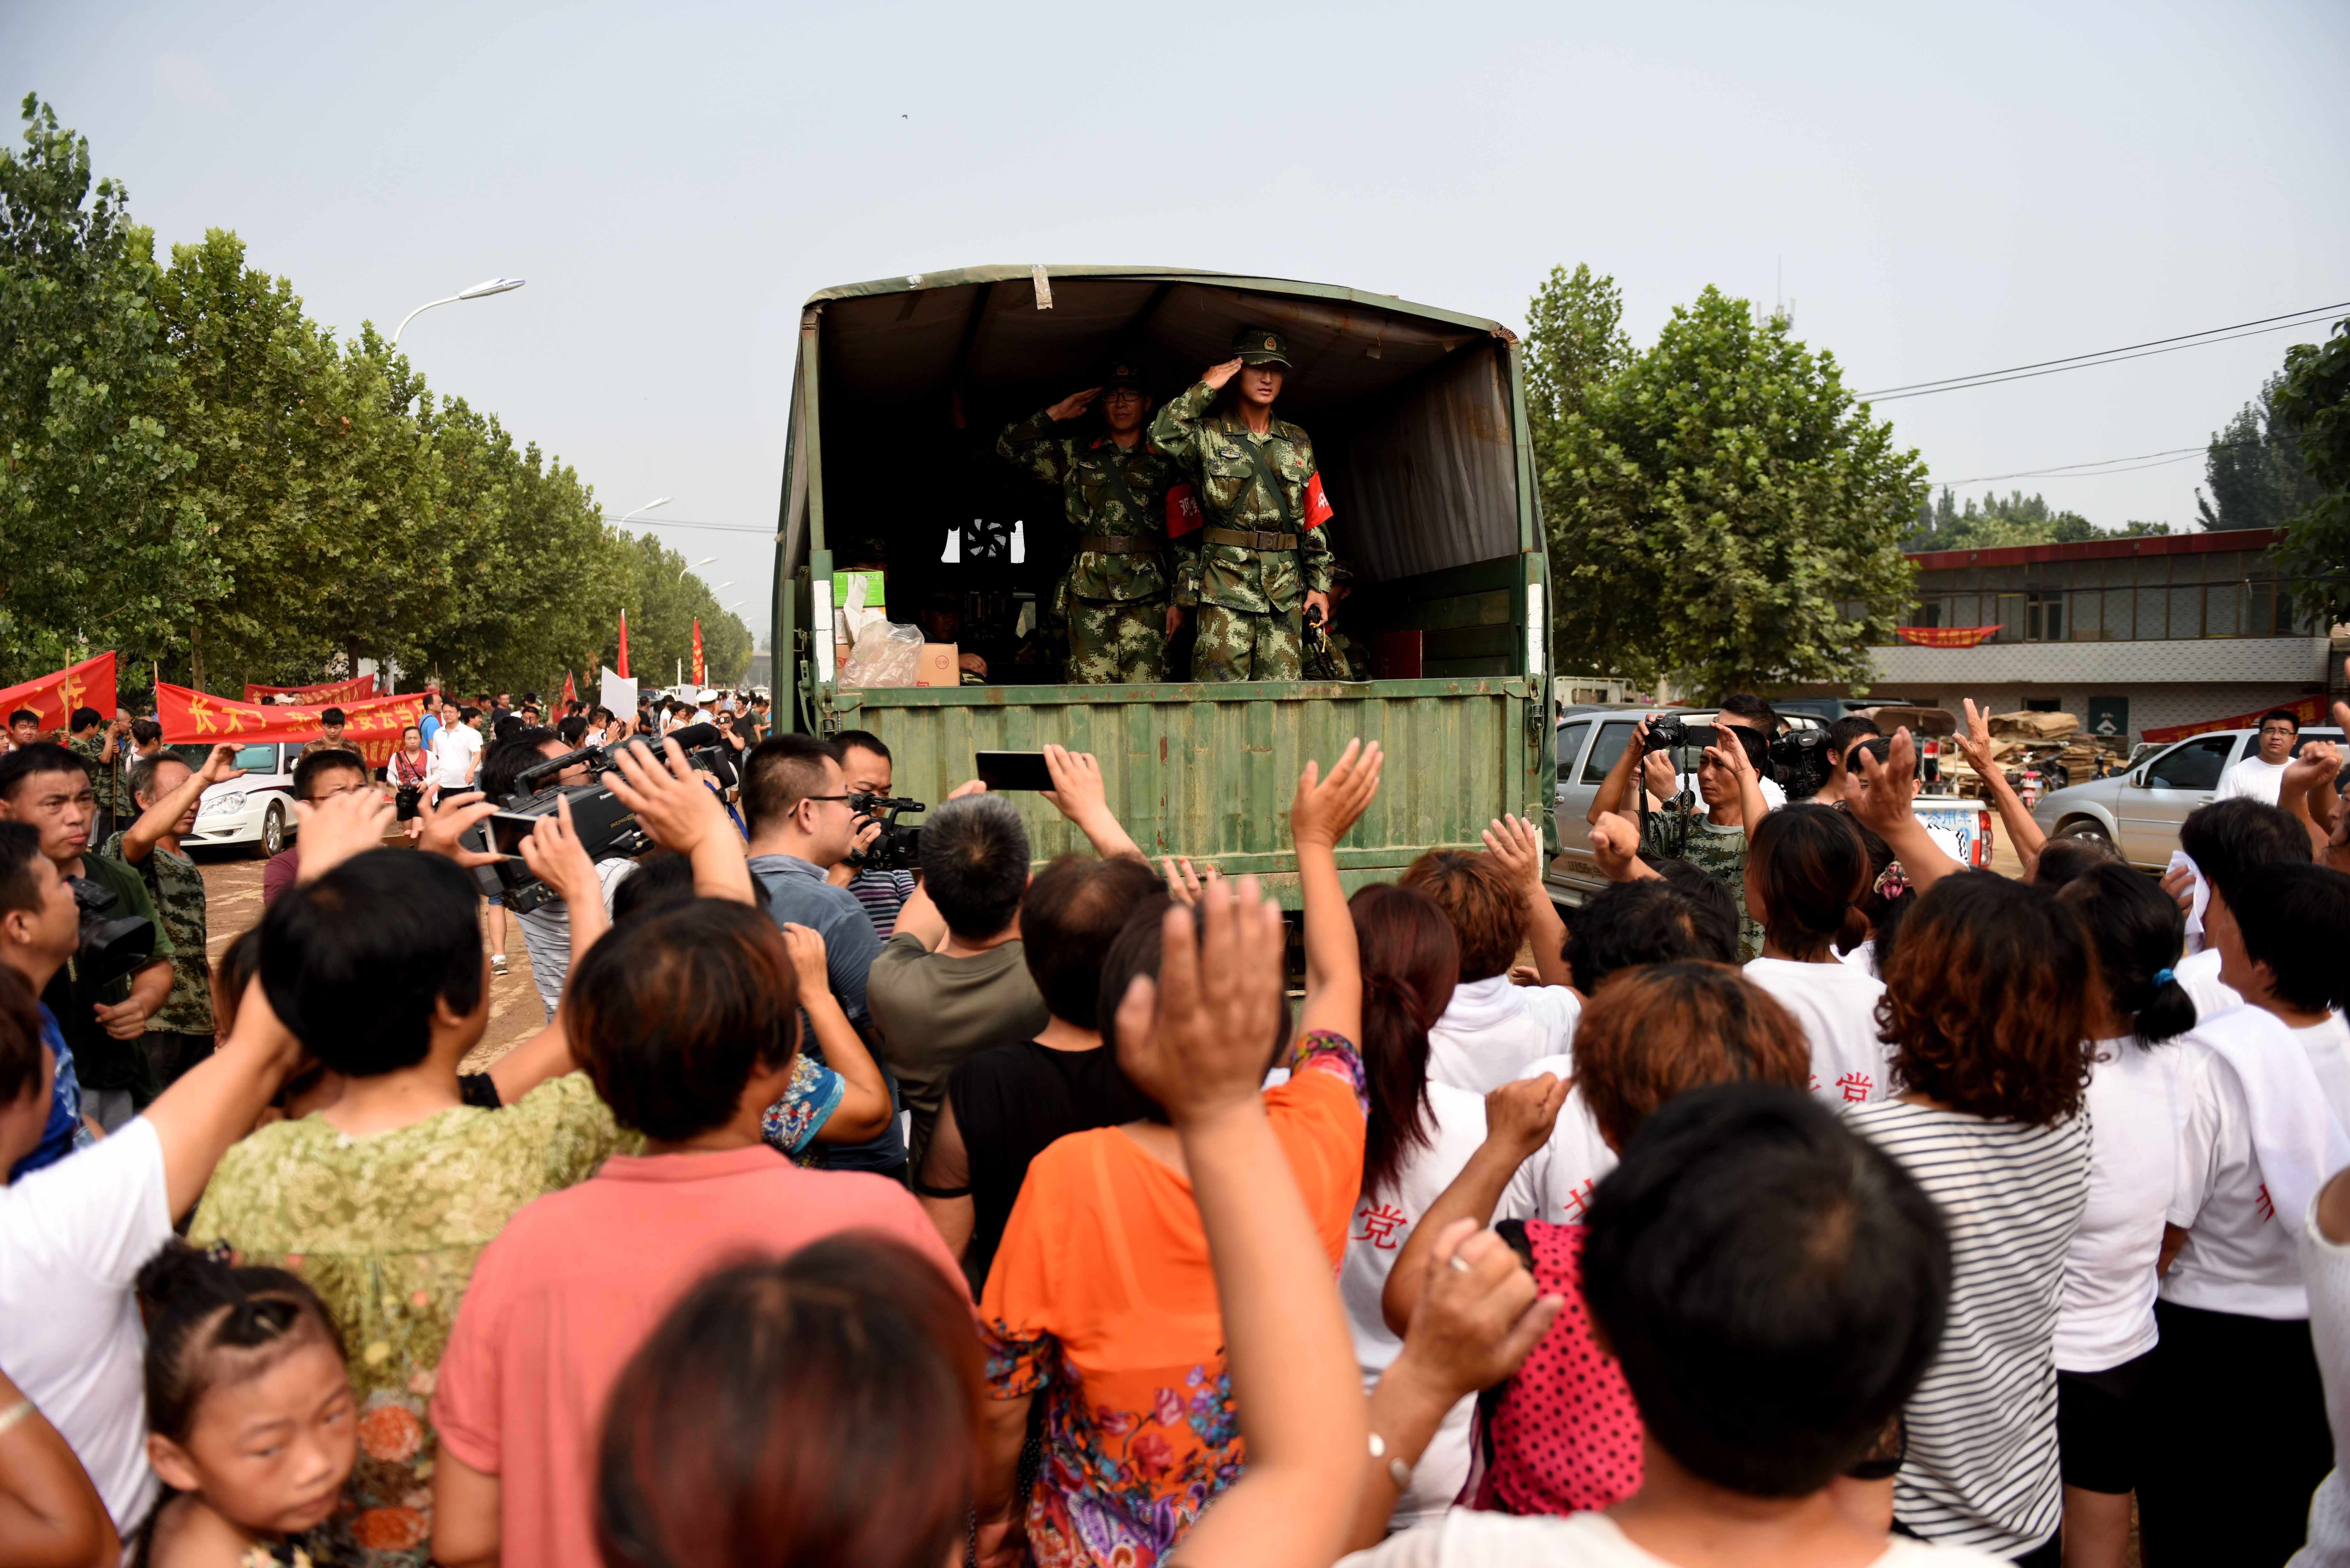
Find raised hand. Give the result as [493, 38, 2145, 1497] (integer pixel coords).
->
[415, 784, 502, 870]
[1161, 856, 1211, 906]
[194, 742, 247, 787]
[1291, 739, 1383, 851]
[1953, 698, 1997, 777]
[1481, 814, 1547, 897]
[295, 785, 400, 883]
[603, 736, 729, 857]
[1587, 811, 1658, 883]
[517, 796, 600, 909]
[1112, 876, 1287, 1126]
[1484, 1073, 1568, 1164]
[1639, 745, 1680, 805]
[1046, 387, 1102, 422]
[1201, 356, 1245, 392]
[779, 922, 831, 993]
[1847, 727, 1921, 840]
[1393, 1219, 1564, 1401]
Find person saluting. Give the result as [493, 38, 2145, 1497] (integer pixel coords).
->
[997, 363, 1184, 684]
[1151, 328, 1335, 682]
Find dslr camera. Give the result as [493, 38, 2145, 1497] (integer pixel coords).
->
[463, 725, 740, 915]
[66, 876, 156, 988]
[848, 793, 928, 874]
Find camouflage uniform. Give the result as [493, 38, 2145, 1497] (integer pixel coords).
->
[67, 731, 130, 835]
[1305, 625, 1370, 682]
[997, 372, 1182, 684]
[1149, 330, 1335, 682]
[101, 828, 215, 1085]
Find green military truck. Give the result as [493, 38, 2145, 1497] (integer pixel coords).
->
[769, 264, 1556, 902]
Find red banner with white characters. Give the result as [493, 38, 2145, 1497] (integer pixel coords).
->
[0, 652, 117, 735]
[1894, 625, 2001, 648]
[2141, 694, 2329, 745]
[155, 685, 437, 768]
[243, 675, 376, 705]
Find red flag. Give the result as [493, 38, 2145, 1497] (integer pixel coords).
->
[561, 670, 578, 706]
[155, 684, 436, 769]
[243, 675, 376, 705]
[0, 652, 117, 735]
[692, 620, 706, 686]
[617, 610, 631, 680]
[2141, 695, 2327, 744]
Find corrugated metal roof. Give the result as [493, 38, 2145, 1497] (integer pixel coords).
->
[1907, 528, 2278, 571]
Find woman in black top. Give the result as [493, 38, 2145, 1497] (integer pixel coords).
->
[917, 855, 1163, 1296]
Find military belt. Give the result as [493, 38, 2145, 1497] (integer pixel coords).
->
[1076, 534, 1161, 555]
[1203, 527, 1300, 551]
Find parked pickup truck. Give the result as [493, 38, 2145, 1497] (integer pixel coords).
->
[1542, 706, 1993, 908]
[2031, 724, 2345, 870]
[770, 264, 1554, 905]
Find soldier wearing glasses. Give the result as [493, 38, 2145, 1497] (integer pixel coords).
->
[996, 362, 1183, 683]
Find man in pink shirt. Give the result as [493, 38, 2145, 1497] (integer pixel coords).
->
[428, 897, 962, 1568]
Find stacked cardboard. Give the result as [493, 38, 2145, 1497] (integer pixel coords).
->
[1933, 709, 2125, 796]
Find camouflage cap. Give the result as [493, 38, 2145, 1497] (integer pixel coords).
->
[1232, 328, 1292, 367]
[1101, 361, 1151, 395]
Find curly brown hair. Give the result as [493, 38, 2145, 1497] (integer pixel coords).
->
[1878, 872, 2091, 1127]
[1400, 850, 1525, 983]
[1573, 961, 1811, 1149]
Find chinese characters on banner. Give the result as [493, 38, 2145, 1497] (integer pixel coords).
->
[0, 652, 117, 734]
[154, 684, 436, 768]
[243, 675, 377, 705]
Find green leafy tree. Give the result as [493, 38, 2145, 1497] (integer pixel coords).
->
[2271, 315, 2350, 624]
[1537, 282, 1923, 696]
[1523, 264, 1632, 460]
[0, 95, 208, 677]
[2198, 372, 2323, 533]
[1902, 488, 2166, 551]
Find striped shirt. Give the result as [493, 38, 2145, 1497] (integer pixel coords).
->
[845, 867, 914, 940]
[1845, 1098, 2090, 1558]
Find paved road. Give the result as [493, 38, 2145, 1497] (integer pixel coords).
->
[195, 845, 551, 1072]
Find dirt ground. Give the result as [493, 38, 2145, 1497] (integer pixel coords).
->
[195, 842, 547, 1073]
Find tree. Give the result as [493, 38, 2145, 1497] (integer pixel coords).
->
[1537, 281, 1923, 697]
[2271, 315, 2350, 625]
[1901, 488, 2167, 552]
[1523, 264, 1632, 461]
[2198, 372, 2323, 532]
[0, 95, 206, 678]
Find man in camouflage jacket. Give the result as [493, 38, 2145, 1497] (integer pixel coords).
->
[66, 709, 133, 847]
[102, 743, 245, 1089]
[1149, 328, 1335, 681]
[997, 363, 1183, 683]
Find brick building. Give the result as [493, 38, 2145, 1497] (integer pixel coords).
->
[1791, 529, 2338, 747]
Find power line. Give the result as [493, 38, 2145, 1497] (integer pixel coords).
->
[1858, 302, 2349, 401]
[620, 516, 774, 536]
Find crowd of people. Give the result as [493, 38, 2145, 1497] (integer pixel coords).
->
[0, 674, 2348, 1568]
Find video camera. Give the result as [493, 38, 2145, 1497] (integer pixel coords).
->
[462, 723, 741, 914]
[1644, 716, 1834, 799]
[65, 876, 155, 989]
[848, 793, 927, 874]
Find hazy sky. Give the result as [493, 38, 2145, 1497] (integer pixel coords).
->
[8, 0, 2347, 649]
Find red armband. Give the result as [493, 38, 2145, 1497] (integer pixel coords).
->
[1304, 471, 1334, 530]
[1166, 483, 1203, 539]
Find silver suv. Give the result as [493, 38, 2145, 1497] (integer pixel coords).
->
[2029, 725, 2343, 870]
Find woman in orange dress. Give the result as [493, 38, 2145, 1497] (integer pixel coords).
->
[974, 743, 1381, 1568]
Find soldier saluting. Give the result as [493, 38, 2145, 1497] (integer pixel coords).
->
[1150, 328, 1334, 682]
[996, 362, 1183, 683]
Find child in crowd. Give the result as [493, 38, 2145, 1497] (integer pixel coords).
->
[133, 1242, 358, 1567]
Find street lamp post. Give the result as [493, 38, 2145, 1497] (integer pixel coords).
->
[676, 557, 716, 585]
[390, 277, 527, 347]
[619, 497, 674, 526]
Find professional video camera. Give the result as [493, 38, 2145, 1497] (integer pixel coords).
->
[1767, 730, 1836, 801]
[65, 876, 155, 988]
[847, 792, 928, 874]
[463, 723, 740, 914]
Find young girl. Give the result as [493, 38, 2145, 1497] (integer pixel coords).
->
[134, 1241, 358, 1567]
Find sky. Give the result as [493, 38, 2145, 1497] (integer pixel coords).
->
[7, 0, 2348, 653]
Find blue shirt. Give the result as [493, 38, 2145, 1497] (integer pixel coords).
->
[746, 852, 905, 1174]
[418, 713, 442, 753]
[9, 1003, 94, 1182]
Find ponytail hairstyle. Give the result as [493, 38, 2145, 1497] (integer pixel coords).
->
[1748, 805, 1869, 959]
[1348, 884, 1459, 1200]
[136, 1240, 345, 1449]
[2056, 861, 2196, 1049]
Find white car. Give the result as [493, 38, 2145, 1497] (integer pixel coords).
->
[171, 741, 303, 858]
[2030, 725, 2344, 869]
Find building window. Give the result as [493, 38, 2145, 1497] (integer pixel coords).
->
[2205, 584, 2240, 638]
[1993, 592, 2025, 643]
[2102, 588, 2133, 640]
[2167, 584, 2203, 640]
[2067, 589, 2103, 641]
[2134, 587, 2166, 640]
[2026, 592, 2064, 642]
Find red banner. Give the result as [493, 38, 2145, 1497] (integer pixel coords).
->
[2141, 694, 2329, 745]
[155, 684, 437, 768]
[243, 675, 376, 705]
[0, 653, 117, 735]
[617, 610, 631, 680]
[561, 670, 578, 707]
[1894, 625, 2001, 648]
[692, 621, 706, 687]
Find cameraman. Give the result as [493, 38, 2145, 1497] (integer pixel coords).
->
[1586, 714, 1771, 960]
[477, 728, 639, 1020]
[826, 730, 915, 938]
[0, 743, 175, 1127]
[1804, 714, 1882, 807]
